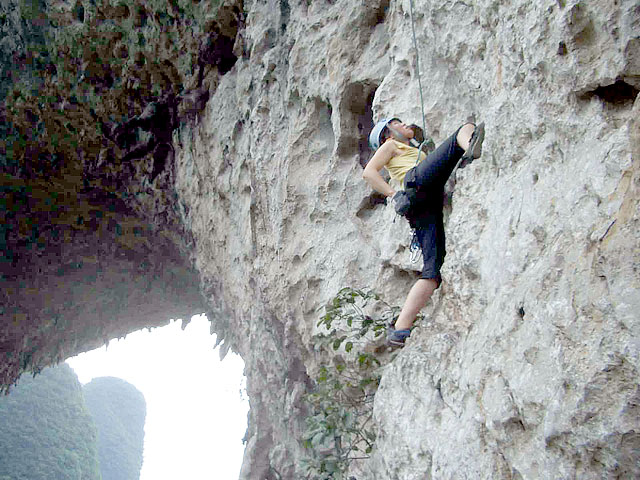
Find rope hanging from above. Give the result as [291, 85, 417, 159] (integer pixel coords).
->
[408, 0, 429, 164]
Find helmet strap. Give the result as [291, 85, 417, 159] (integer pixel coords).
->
[387, 126, 409, 144]
[388, 125, 421, 147]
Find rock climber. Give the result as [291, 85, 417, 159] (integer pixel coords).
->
[363, 118, 485, 347]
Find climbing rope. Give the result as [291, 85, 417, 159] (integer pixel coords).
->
[408, 0, 427, 146]
[407, 0, 432, 172]
[408, 0, 427, 264]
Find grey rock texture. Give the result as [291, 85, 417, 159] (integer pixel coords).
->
[173, 0, 639, 478]
[0, 0, 637, 478]
[0, 0, 48, 101]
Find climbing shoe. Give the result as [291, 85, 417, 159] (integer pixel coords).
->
[459, 122, 485, 169]
[386, 322, 411, 347]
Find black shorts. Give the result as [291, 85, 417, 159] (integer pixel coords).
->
[404, 128, 464, 284]
[413, 213, 446, 284]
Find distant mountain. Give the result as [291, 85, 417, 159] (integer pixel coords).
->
[83, 377, 146, 480]
[0, 363, 101, 480]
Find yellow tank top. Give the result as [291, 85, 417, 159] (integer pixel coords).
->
[385, 140, 426, 186]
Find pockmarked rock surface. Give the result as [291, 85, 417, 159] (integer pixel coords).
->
[174, 0, 639, 478]
[0, 0, 217, 387]
[1, 0, 638, 478]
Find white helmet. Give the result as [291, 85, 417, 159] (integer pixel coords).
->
[368, 117, 400, 151]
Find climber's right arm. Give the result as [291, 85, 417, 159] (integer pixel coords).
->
[362, 141, 397, 198]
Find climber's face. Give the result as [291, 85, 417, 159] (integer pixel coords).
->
[387, 120, 414, 140]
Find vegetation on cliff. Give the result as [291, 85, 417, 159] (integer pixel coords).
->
[0, 363, 102, 480]
[84, 376, 147, 480]
[301, 288, 409, 480]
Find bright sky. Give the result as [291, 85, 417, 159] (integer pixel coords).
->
[67, 314, 248, 480]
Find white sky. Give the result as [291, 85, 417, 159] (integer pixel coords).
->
[67, 314, 248, 480]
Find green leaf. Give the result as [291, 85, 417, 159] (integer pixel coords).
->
[345, 342, 353, 353]
[359, 378, 373, 387]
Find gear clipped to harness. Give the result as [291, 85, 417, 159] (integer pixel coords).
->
[409, 230, 421, 264]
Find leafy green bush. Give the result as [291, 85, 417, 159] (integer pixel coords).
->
[300, 288, 400, 480]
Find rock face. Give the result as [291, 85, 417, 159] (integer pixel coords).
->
[174, 0, 639, 478]
[0, 0, 48, 101]
[1, 0, 638, 478]
[0, 0, 211, 388]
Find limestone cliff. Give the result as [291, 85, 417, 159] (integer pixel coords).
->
[175, 0, 639, 477]
[1, 0, 639, 478]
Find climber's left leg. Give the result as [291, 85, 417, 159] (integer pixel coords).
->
[394, 278, 439, 331]
[408, 126, 465, 191]
[458, 122, 485, 169]
[393, 220, 445, 332]
[408, 123, 483, 192]
[456, 123, 476, 151]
